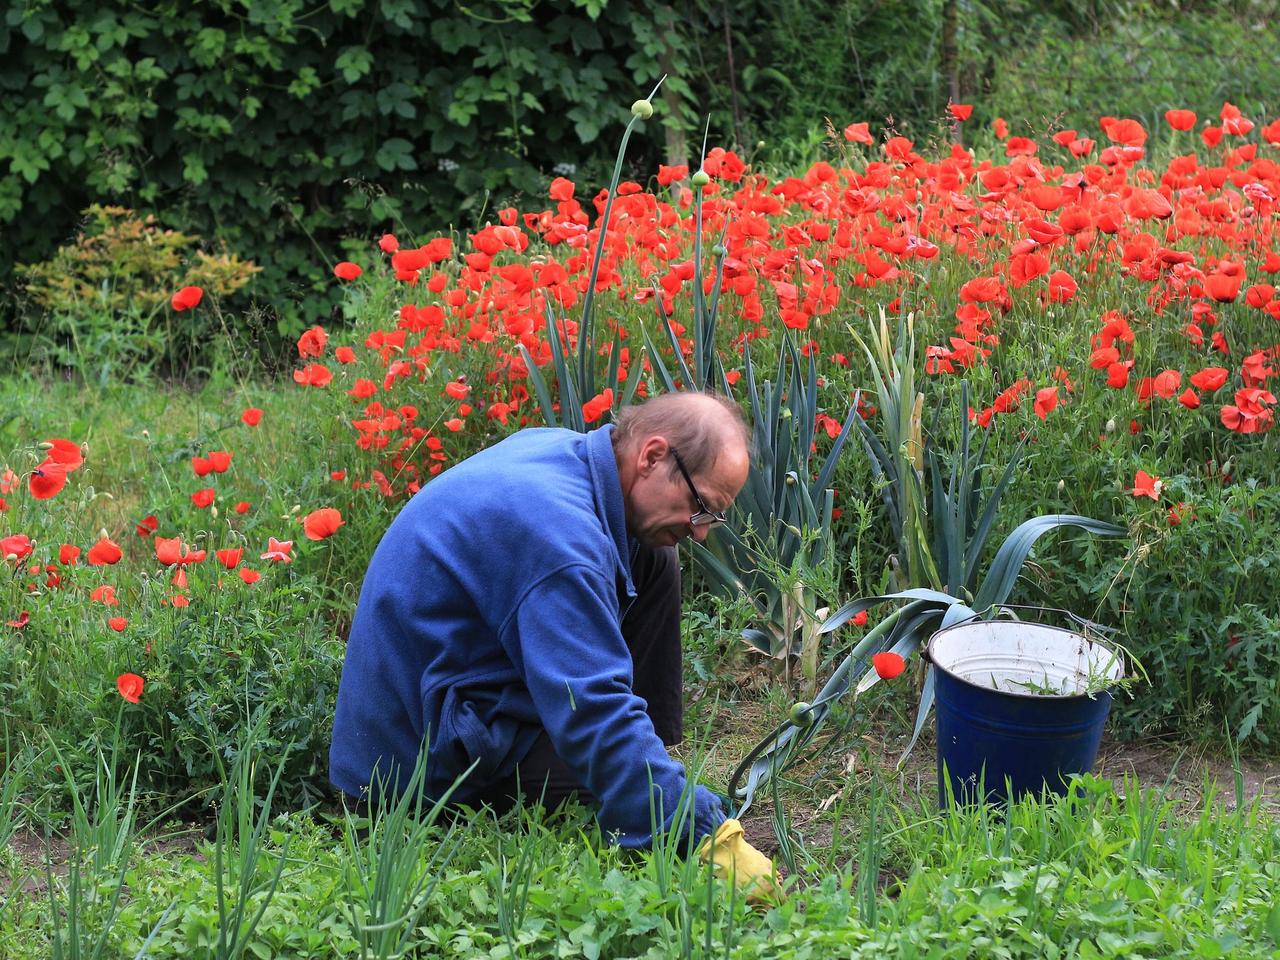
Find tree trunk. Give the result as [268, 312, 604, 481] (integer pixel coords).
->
[941, 0, 961, 143]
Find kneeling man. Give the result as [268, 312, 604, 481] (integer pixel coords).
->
[330, 392, 750, 847]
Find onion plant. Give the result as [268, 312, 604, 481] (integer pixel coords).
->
[518, 87, 664, 432]
[341, 743, 470, 960]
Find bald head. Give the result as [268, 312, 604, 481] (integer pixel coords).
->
[612, 392, 751, 548]
[612, 392, 751, 479]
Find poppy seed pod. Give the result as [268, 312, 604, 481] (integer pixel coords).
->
[630, 99, 653, 120]
[691, 169, 710, 187]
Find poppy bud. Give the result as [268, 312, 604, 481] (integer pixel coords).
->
[211, 505, 219, 519]
[691, 169, 710, 187]
[786, 524, 802, 537]
[1221, 458, 1233, 478]
[142, 430, 150, 439]
[1104, 418, 1116, 434]
[291, 504, 301, 514]
[630, 99, 653, 120]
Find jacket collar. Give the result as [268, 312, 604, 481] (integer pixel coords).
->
[587, 424, 635, 598]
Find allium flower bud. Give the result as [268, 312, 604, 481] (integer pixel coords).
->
[691, 169, 710, 187]
[630, 99, 653, 120]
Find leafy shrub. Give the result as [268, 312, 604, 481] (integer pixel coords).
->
[14, 205, 259, 380]
[1055, 481, 1280, 745]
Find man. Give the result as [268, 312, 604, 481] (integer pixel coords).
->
[330, 391, 751, 848]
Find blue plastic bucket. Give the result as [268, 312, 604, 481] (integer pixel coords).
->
[926, 619, 1124, 805]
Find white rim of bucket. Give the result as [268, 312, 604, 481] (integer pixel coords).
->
[926, 619, 1125, 701]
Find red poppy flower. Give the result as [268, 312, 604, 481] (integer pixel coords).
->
[7, 610, 29, 629]
[1164, 109, 1196, 131]
[260, 537, 293, 563]
[215, 548, 243, 569]
[1190, 367, 1228, 392]
[116, 672, 144, 703]
[302, 508, 344, 541]
[334, 261, 363, 281]
[293, 364, 333, 388]
[42, 438, 84, 472]
[444, 418, 464, 432]
[843, 122, 873, 144]
[1178, 389, 1201, 410]
[1130, 470, 1163, 500]
[191, 488, 215, 508]
[155, 537, 205, 566]
[947, 103, 973, 122]
[170, 594, 190, 608]
[234, 501, 251, 515]
[444, 381, 470, 400]
[241, 408, 263, 426]
[108, 616, 128, 632]
[296, 325, 329, 359]
[852, 610, 868, 627]
[1205, 273, 1242, 303]
[379, 233, 399, 253]
[191, 456, 214, 477]
[238, 567, 261, 585]
[136, 515, 158, 537]
[207, 451, 232, 473]
[91, 584, 119, 606]
[335, 347, 356, 364]
[582, 388, 614, 424]
[170, 286, 204, 311]
[86, 537, 123, 566]
[29, 462, 68, 500]
[1033, 386, 1059, 420]
[1046, 270, 1077, 302]
[873, 652, 906, 679]
[1, 533, 33, 561]
[59, 544, 80, 565]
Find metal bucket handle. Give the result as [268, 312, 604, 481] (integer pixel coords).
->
[921, 603, 1116, 664]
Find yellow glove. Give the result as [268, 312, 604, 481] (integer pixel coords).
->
[696, 818, 784, 905]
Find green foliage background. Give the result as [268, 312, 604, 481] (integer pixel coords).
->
[3, 0, 1279, 345]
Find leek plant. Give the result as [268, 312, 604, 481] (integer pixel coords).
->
[682, 337, 858, 697]
[727, 310, 1125, 816]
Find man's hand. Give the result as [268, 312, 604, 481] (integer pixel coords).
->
[696, 818, 783, 905]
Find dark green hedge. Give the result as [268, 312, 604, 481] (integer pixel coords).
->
[0, 0, 700, 336]
[3, 0, 1275, 348]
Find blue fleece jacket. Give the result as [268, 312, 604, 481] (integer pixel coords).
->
[329, 424, 725, 847]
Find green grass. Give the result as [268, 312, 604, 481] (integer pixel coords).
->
[5, 766, 1278, 958]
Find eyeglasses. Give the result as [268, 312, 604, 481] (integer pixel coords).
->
[669, 447, 729, 527]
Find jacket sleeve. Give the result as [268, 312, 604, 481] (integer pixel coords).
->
[499, 563, 725, 848]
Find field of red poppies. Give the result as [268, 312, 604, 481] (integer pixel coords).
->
[2, 99, 1280, 953]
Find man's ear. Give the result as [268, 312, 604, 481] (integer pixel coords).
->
[636, 436, 670, 476]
